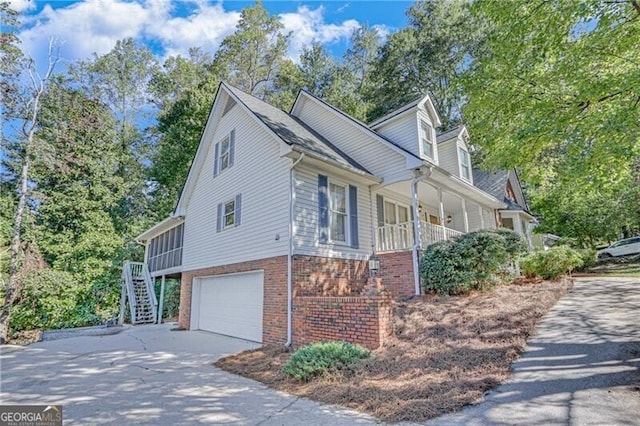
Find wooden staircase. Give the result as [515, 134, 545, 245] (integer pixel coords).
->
[119, 261, 158, 325]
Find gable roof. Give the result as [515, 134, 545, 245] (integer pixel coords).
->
[368, 94, 442, 129]
[436, 125, 469, 144]
[225, 84, 369, 174]
[473, 168, 532, 214]
[174, 83, 373, 216]
[472, 168, 509, 200]
[291, 89, 425, 167]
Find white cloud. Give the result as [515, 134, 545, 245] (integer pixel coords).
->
[19, 0, 155, 62]
[8, 0, 35, 12]
[146, 2, 240, 59]
[279, 6, 360, 60]
[15, 1, 362, 68]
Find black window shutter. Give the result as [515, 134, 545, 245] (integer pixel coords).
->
[229, 129, 236, 167]
[234, 193, 242, 226]
[349, 185, 359, 248]
[376, 194, 384, 226]
[318, 175, 329, 243]
[213, 142, 220, 176]
[216, 203, 223, 232]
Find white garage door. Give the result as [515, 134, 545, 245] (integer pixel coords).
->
[193, 271, 264, 343]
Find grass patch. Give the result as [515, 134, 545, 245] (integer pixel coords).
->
[215, 278, 572, 423]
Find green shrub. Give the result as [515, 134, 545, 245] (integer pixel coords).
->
[283, 341, 370, 381]
[420, 241, 474, 295]
[155, 278, 181, 319]
[575, 248, 597, 272]
[9, 269, 102, 331]
[493, 228, 529, 260]
[420, 229, 528, 295]
[520, 246, 583, 280]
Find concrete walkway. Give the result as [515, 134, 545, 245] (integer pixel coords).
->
[429, 276, 640, 425]
[0, 324, 377, 425]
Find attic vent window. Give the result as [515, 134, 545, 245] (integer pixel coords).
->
[421, 121, 434, 158]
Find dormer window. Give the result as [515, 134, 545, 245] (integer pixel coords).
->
[459, 147, 470, 180]
[420, 120, 434, 158]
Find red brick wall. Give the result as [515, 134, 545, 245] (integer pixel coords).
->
[292, 255, 368, 296]
[178, 256, 288, 345]
[293, 296, 393, 350]
[378, 250, 415, 298]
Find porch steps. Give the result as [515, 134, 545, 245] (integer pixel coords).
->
[119, 261, 158, 325]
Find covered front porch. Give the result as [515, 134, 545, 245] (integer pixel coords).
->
[374, 173, 502, 253]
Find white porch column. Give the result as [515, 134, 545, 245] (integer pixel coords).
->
[437, 188, 446, 239]
[462, 198, 469, 233]
[157, 275, 166, 324]
[478, 205, 485, 229]
[411, 177, 422, 296]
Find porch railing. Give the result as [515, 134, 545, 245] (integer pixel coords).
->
[375, 221, 465, 252]
[419, 221, 464, 247]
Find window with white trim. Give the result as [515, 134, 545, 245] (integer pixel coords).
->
[459, 147, 470, 180]
[217, 194, 242, 232]
[421, 120, 434, 158]
[214, 129, 235, 176]
[219, 136, 230, 171]
[329, 182, 348, 243]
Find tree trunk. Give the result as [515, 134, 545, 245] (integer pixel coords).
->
[0, 152, 31, 344]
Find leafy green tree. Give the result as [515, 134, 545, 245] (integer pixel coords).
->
[148, 53, 221, 219]
[465, 0, 640, 243]
[371, 0, 488, 126]
[0, 21, 59, 341]
[29, 81, 127, 322]
[214, 1, 290, 99]
[70, 39, 158, 231]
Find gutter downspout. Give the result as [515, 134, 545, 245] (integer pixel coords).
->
[411, 167, 432, 296]
[286, 153, 305, 348]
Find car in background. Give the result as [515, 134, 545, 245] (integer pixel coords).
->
[596, 236, 640, 259]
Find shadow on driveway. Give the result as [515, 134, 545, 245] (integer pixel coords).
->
[429, 277, 640, 426]
[0, 324, 376, 425]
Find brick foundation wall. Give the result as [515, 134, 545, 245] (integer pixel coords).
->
[378, 251, 415, 299]
[293, 296, 393, 350]
[178, 256, 288, 345]
[292, 255, 368, 296]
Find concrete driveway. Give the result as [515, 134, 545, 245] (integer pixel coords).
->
[0, 324, 377, 425]
[429, 276, 640, 425]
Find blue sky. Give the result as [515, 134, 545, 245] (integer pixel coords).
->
[10, 0, 414, 65]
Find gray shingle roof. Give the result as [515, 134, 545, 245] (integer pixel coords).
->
[436, 126, 464, 144]
[472, 168, 509, 200]
[225, 84, 370, 174]
[473, 168, 530, 212]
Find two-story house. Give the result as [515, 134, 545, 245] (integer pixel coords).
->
[132, 83, 534, 345]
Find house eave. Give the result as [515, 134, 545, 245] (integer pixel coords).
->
[136, 216, 185, 242]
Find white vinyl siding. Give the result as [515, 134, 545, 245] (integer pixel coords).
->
[293, 166, 372, 259]
[437, 140, 458, 176]
[182, 105, 289, 271]
[293, 98, 408, 181]
[373, 113, 418, 156]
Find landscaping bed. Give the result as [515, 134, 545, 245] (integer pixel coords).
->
[215, 278, 573, 423]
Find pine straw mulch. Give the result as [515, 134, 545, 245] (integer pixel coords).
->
[215, 278, 573, 423]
